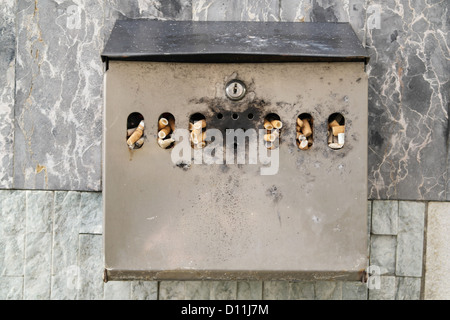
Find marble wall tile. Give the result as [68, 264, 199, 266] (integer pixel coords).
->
[209, 281, 237, 300]
[342, 281, 368, 300]
[0, 0, 16, 189]
[425, 202, 450, 300]
[104, 281, 131, 300]
[24, 232, 52, 299]
[51, 191, 81, 299]
[0, 276, 23, 300]
[396, 201, 425, 277]
[77, 234, 103, 300]
[14, 0, 104, 191]
[193, 0, 280, 21]
[371, 200, 398, 235]
[368, 276, 396, 300]
[79, 192, 102, 234]
[159, 281, 186, 300]
[314, 281, 342, 300]
[262, 281, 289, 299]
[184, 281, 211, 299]
[0, 191, 26, 276]
[395, 277, 421, 300]
[130, 281, 158, 300]
[366, 0, 449, 200]
[26, 191, 53, 233]
[236, 281, 263, 300]
[289, 281, 315, 300]
[370, 235, 397, 275]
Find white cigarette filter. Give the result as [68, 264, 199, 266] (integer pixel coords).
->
[126, 120, 145, 147]
[158, 138, 175, 149]
[338, 133, 345, 145]
[327, 130, 334, 144]
[270, 120, 283, 129]
[158, 118, 169, 130]
[298, 134, 307, 142]
[263, 119, 274, 130]
[264, 141, 273, 149]
[197, 141, 206, 149]
[190, 130, 199, 144]
[135, 137, 145, 148]
[193, 119, 206, 129]
[264, 133, 277, 142]
[299, 139, 309, 150]
[201, 131, 207, 142]
[328, 142, 343, 150]
[127, 127, 136, 137]
[158, 126, 172, 139]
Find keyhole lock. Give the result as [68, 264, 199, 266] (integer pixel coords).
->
[225, 80, 246, 101]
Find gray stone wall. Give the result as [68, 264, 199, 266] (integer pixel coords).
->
[0, 0, 449, 300]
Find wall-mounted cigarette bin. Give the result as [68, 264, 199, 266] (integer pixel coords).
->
[102, 20, 369, 281]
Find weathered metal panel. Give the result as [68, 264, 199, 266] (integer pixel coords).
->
[103, 61, 368, 280]
[101, 20, 369, 63]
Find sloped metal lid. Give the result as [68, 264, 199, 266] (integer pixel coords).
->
[102, 20, 369, 64]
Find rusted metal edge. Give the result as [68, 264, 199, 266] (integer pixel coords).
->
[104, 268, 363, 282]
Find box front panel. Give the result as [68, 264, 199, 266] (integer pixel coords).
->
[104, 61, 368, 280]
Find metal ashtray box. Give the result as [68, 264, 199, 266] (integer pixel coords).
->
[102, 20, 369, 281]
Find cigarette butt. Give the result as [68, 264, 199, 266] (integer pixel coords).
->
[329, 120, 340, 128]
[135, 137, 145, 148]
[201, 131, 207, 142]
[298, 134, 306, 142]
[332, 125, 345, 136]
[328, 142, 343, 150]
[264, 133, 277, 142]
[189, 122, 194, 131]
[158, 118, 169, 130]
[168, 117, 176, 132]
[193, 119, 206, 129]
[127, 120, 144, 147]
[338, 132, 345, 145]
[197, 141, 206, 149]
[327, 130, 334, 144]
[297, 118, 304, 128]
[127, 127, 136, 137]
[296, 132, 301, 139]
[299, 139, 309, 150]
[270, 120, 283, 129]
[158, 138, 175, 149]
[190, 131, 199, 144]
[301, 120, 312, 137]
[192, 128, 202, 137]
[158, 126, 171, 139]
[264, 119, 274, 130]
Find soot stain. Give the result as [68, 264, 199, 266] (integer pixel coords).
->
[266, 185, 283, 203]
